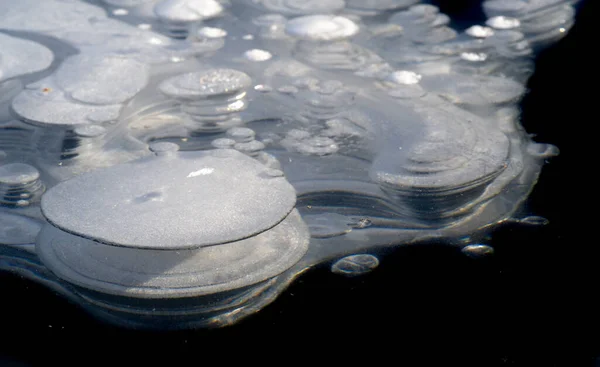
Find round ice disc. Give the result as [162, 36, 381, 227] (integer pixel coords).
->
[285, 15, 359, 42]
[159, 69, 252, 99]
[36, 209, 309, 297]
[0, 163, 40, 186]
[41, 149, 297, 249]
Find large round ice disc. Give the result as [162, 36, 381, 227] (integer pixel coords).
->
[36, 209, 309, 297]
[41, 149, 297, 249]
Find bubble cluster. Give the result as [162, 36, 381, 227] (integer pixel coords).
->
[483, 0, 577, 47]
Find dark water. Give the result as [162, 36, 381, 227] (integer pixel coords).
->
[0, 0, 597, 365]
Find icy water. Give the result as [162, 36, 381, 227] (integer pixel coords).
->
[0, 0, 596, 364]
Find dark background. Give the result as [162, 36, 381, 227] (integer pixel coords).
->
[0, 0, 596, 365]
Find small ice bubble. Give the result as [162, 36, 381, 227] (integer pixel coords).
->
[244, 49, 273, 62]
[285, 15, 359, 41]
[462, 244, 494, 258]
[387, 70, 422, 85]
[331, 254, 380, 277]
[466, 25, 495, 38]
[242, 34, 255, 40]
[486, 16, 520, 30]
[112, 8, 129, 16]
[197, 27, 227, 38]
[227, 127, 255, 142]
[148, 37, 164, 45]
[518, 216, 549, 226]
[211, 138, 236, 149]
[137, 23, 152, 30]
[254, 84, 273, 93]
[460, 52, 488, 62]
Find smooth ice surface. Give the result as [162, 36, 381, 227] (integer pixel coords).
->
[0, 0, 579, 329]
[41, 149, 297, 249]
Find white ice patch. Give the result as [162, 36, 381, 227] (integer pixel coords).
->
[187, 167, 215, 177]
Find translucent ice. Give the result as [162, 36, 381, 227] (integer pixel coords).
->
[0, 0, 580, 329]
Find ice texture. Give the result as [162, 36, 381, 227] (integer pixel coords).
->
[0, 0, 579, 329]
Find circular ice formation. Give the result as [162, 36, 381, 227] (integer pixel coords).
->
[285, 15, 359, 41]
[0, 163, 40, 186]
[371, 105, 510, 192]
[159, 69, 252, 99]
[154, 0, 223, 22]
[41, 149, 297, 250]
[465, 25, 495, 38]
[234, 140, 266, 157]
[0, 34, 54, 83]
[37, 210, 309, 297]
[486, 16, 521, 30]
[0, 163, 44, 207]
[11, 84, 123, 127]
[227, 127, 255, 142]
[244, 49, 273, 62]
[55, 55, 150, 105]
[258, 0, 346, 15]
[211, 138, 236, 149]
[331, 254, 379, 277]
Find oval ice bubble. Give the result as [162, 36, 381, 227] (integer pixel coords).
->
[331, 254, 380, 277]
[285, 15, 359, 41]
[462, 244, 495, 258]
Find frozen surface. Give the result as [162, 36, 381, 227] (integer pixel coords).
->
[0, 0, 579, 329]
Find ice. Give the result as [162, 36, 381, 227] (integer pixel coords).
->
[0, 0, 581, 329]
